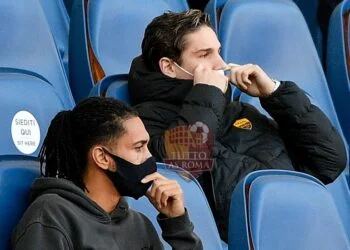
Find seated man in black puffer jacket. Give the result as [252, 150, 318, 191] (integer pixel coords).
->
[128, 9, 347, 242]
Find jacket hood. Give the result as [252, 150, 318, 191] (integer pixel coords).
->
[30, 177, 129, 223]
[128, 56, 194, 105]
[129, 55, 232, 105]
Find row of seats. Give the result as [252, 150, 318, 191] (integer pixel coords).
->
[2, 160, 349, 250]
[0, 0, 349, 249]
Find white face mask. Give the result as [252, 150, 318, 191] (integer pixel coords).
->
[173, 61, 194, 77]
[173, 62, 227, 77]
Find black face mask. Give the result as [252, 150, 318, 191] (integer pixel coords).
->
[103, 149, 157, 199]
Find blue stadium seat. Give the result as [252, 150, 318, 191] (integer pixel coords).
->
[0, 155, 40, 250]
[39, 0, 70, 75]
[63, 0, 74, 16]
[69, 0, 171, 102]
[229, 170, 350, 250]
[0, 68, 66, 156]
[204, 0, 228, 33]
[0, 0, 74, 109]
[326, 0, 350, 146]
[292, 0, 324, 62]
[163, 0, 189, 12]
[128, 163, 227, 250]
[218, 0, 350, 242]
[220, 0, 338, 123]
[219, 0, 346, 146]
[89, 74, 131, 105]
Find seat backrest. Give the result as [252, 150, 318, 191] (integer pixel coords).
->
[204, 0, 228, 33]
[88, 0, 170, 76]
[326, 0, 350, 145]
[39, 0, 70, 75]
[0, 69, 66, 156]
[0, 155, 40, 250]
[292, 0, 324, 61]
[219, 0, 344, 137]
[63, 0, 74, 16]
[229, 170, 350, 250]
[88, 74, 131, 105]
[0, 0, 74, 109]
[69, 0, 171, 102]
[128, 163, 225, 250]
[162, 0, 189, 12]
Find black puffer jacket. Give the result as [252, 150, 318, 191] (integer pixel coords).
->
[129, 56, 347, 241]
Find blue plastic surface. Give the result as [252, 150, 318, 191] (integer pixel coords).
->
[0, 69, 65, 156]
[326, 0, 350, 146]
[229, 170, 350, 250]
[0, 155, 40, 250]
[0, 0, 75, 109]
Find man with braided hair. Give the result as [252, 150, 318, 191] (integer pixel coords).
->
[12, 97, 202, 249]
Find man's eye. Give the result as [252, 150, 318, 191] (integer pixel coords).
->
[135, 146, 143, 151]
[199, 53, 209, 58]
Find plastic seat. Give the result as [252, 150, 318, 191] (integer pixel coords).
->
[220, 0, 338, 123]
[162, 0, 189, 12]
[0, 0, 74, 109]
[69, 0, 171, 102]
[63, 0, 74, 16]
[0, 155, 40, 250]
[292, 0, 324, 62]
[229, 170, 350, 250]
[0, 68, 66, 156]
[326, 0, 350, 146]
[88, 74, 131, 105]
[204, 0, 229, 33]
[39, 0, 70, 75]
[219, 0, 346, 147]
[218, 0, 350, 242]
[128, 163, 227, 250]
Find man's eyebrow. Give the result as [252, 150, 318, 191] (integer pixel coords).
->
[132, 139, 149, 146]
[193, 48, 213, 53]
[193, 46, 221, 54]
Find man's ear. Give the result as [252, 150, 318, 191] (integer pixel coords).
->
[91, 146, 113, 171]
[159, 57, 177, 78]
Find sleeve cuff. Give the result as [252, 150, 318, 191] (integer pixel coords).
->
[157, 209, 192, 233]
[272, 79, 281, 92]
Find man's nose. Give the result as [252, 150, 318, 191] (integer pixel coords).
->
[214, 54, 227, 70]
[145, 147, 152, 160]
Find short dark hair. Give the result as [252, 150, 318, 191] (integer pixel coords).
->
[39, 97, 138, 191]
[141, 9, 212, 72]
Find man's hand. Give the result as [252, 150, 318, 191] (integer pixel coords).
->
[141, 172, 185, 218]
[193, 64, 228, 93]
[227, 63, 275, 97]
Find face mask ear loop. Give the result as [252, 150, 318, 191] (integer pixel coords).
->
[173, 61, 194, 77]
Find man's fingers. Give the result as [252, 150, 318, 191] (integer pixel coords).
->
[160, 187, 183, 207]
[141, 172, 167, 183]
[155, 183, 178, 207]
[232, 64, 251, 87]
[147, 180, 181, 208]
[148, 180, 178, 203]
[148, 179, 170, 198]
[226, 63, 240, 68]
[230, 63, 260, 90]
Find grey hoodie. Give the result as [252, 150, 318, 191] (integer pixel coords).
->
[12, 177, 203, 250]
